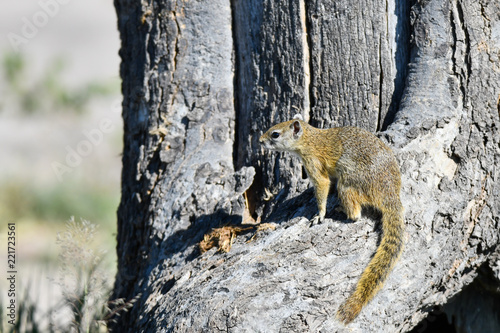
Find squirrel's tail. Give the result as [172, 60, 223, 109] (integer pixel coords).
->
[336, 204, 404, 324]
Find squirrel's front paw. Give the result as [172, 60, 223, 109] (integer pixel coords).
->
[310, 214, 324, 226]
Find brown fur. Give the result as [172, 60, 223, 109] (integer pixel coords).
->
[260, 119, 404, 324]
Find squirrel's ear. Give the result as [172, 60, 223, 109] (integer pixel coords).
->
[292, 120, 302, 138]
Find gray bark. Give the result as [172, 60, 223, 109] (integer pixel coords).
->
[111, 0, 500, 332]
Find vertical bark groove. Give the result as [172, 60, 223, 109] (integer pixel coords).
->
[300, 0, 312, 123]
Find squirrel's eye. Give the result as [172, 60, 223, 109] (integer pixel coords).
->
[271, 132, 280, 139]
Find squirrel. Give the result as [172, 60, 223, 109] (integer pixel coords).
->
[259, 115, 404, 324]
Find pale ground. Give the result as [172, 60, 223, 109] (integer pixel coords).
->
[0, 0, 122, 184]
[0, 0, 122, 329]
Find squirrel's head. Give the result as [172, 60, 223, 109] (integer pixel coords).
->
[259, 119, 304, 152]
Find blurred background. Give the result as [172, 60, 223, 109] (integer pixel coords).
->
[0, 0, 122, 330]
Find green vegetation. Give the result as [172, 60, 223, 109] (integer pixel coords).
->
[0, 50, 125, 332]
[0, 180, 119, 228]
[2, 51, 120, 115]
[56, 218, 111, 332]
[0, 179, 119, 268]
[0, 219, 135, 333]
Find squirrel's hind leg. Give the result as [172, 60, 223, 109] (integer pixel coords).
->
[337, 186, 362, 221]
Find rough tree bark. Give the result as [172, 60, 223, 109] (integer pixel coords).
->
[111, 0, 500, 332]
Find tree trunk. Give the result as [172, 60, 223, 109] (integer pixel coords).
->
[111, 0, 500, 332]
